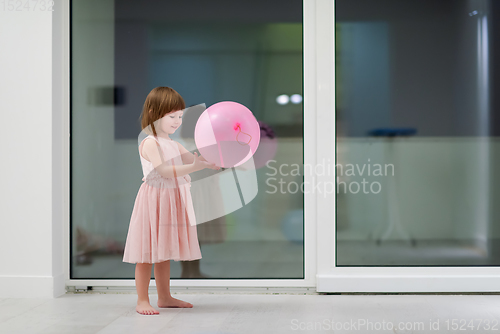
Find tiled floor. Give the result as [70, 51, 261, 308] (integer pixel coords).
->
[1, 292, 500, 333]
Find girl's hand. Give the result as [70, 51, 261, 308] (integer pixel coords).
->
[192, 152, 220, 171]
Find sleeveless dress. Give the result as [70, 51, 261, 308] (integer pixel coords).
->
[122, 135, 202, 264]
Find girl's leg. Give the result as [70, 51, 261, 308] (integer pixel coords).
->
[154, 260, 193, 308]
[154, 260, 172, 299]
[135, 263, 159, 315]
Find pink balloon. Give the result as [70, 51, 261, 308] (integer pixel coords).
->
[194, 101, 260, 168]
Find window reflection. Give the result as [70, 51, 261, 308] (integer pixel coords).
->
[336, 0, 500, 266]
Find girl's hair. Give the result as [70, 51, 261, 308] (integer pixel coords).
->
[140, 87, 186, 137]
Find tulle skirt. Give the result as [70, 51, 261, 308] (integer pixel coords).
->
[122, 171, 202, 264]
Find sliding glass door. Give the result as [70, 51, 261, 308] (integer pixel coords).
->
[70, 0, 306, 285]
[316, 0, 500, 292]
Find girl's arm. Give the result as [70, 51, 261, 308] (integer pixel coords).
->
[142, 138, 217, 178]
[176, 142, 196, 165]
[177, 142, 211, 165]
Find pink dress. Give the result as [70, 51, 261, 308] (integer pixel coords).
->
[122, 135, 202, 263]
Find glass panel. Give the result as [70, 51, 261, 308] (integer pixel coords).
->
[71, 0, 303, 279]
[336, 0, 500, 266]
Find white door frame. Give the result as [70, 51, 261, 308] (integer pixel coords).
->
[59, 0, 318, 291]
[314, 0, 500, 293]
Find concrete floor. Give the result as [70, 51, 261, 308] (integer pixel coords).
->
[1, 292, 500, 333]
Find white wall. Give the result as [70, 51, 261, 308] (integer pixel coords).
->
[0, 2, 66, 298]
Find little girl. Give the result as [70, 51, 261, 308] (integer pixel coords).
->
[122, 87, 219, 315]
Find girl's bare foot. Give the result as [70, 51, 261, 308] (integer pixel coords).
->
[157, 296, 193, 308]
[136, 300, 160, 315]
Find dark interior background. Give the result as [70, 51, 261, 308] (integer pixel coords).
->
[336, 0, 500, 137]
[113, 0, 302, 140]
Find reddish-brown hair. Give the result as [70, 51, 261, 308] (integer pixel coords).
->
[139, 87, 186, 137]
